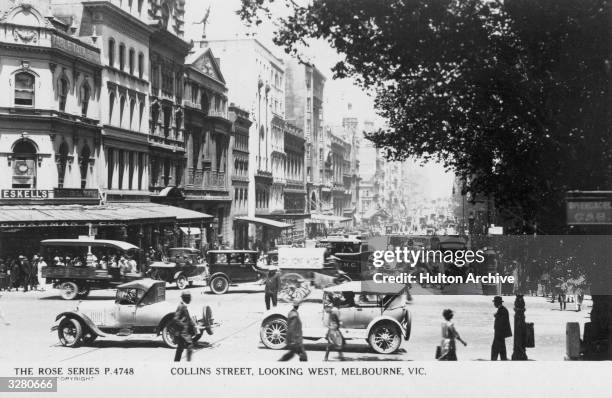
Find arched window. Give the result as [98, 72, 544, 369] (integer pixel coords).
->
[14, 72, 35, 106]
[12, 139, 37, 188]
[138, 52, 144, 79]
[58, 77, 69, 112]
[109, 92, 115, 123]
[137, 0, 144, 14]
[129, 98, 136, 128]
[107, 149, 114, 188]
[200, 92, 209, 114]
[129, 48, 135, 75]
[80, 82, 91, 116]
[119, 43, 125, 71]
[119, 96, 126, 127]
[139, 101, 145, 130]
[108, 38, 115, 67]
[118, 149, 125, 188]
[79, 145, 90, 189]
[128, 151, 135, 190]
[56, 142, 69, 189]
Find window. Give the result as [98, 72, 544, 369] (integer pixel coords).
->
[12, 139, 37, 188]
[119, 96, 126, 127]
[138, 52, 144, 78]
[139, 101, 145, 130]
[201, 92, 209, 114]
[138, 0, 143, 14]
[58, 77, 69, 112]
[162, 106, 171, 137]
[79, 145, 90, 189]
[107, 149, 114, 188]
[128, 152, 135, 190]
[56, 142, 69, 189]
[14, 72, 35, 106]
[80, 82, 90, 116]
[118, 150, 125, 188]
[129, 98, 136, 128]
[119, 43, 125, 71]
[109, 92, 115, 123]
[137, 152, 144, 190]
[108, 38, 115, 67]
[129, 48, 135, 75]
[161, 4, 170, 28]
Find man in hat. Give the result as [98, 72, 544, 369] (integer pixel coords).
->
[173, 291, 197, 362]
[264, 268, 280, 310]
[491, 296, 512, 360]
[279, 302, 307, 361]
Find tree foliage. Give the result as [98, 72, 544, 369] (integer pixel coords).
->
[239, 0, 611, 233]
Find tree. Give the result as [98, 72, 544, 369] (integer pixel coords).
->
[239, 0, 611, 234]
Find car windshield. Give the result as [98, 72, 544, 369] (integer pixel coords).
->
[115, 288, 145, 305]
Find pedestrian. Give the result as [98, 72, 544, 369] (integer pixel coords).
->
[576, 290, 584, 312]
[438, 309, 466, 361]
[264, 269, 280, 310]
[491, 296, 512, 360]
[324, 301, 344, 361]
[34, 255, 47, 291]
[279, 302, 307, 362]
[18, 255, 32, 292]
[173, 291, 197, 362]
[558, 283, 567, 311]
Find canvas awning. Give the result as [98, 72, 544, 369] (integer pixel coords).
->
[234, 216, 292, 229]
[362, 207, 390, 220]
[180, 227, 202, 236]
[0, 202, 212, 228]
[307, 214, 352, 223]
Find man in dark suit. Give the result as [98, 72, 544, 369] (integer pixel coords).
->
[173, 291, 197, 362]
[491, 296, 512, 360]
[264, 269, 280, 310]
[279, 302, 307, 361]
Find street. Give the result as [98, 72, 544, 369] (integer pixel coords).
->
[0, 283, 588, 362]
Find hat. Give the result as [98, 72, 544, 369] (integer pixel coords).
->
[181, 291, 192, 298]
[493, 296, 503, 303]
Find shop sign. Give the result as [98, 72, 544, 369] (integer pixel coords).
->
[1, 189, 53, 199]
[54, 188, 99, 199]
[567, 200, 612, 225]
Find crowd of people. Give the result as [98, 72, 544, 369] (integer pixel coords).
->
[0, 254, 47, 292]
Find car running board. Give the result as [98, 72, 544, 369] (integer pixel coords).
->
[116, 328, 134, 337]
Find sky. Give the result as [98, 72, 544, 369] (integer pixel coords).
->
[183, 0, 454, 199]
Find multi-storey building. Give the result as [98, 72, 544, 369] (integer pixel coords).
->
[284, 59, 325, 213]
[0, 0, 212, 255]
[228, 104, 251, 249]
[207, 38, 291, 250]
[182, 44, 232, 247]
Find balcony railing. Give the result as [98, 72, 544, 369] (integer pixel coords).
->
[204, 170, 226, 189]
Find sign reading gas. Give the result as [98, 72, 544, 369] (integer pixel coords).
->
[1, 189, 53, 199]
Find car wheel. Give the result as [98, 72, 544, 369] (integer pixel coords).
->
[58, 318, 83, 347]
[161, 324, 178, 349]
[260, 316, 287, 350]
[176, 275, 188, 290]
[209, 276, 229, 295]
[368, 322, 402, 354]
[60, 282, 79, 300]
[202, 305, 214, 335]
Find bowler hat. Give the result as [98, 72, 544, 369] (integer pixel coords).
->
[493, 296, 503, 303]
[181, 291, 192, 298]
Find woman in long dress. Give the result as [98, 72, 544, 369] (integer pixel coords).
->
[439, 309, 467, 360]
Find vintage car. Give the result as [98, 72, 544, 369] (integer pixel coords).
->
[206, 250, 266, 294]
[259, 281, 411, 354]
[148, 247, 207, 289]
[53, 279, 214, 348]
[40, 238, 144, 300]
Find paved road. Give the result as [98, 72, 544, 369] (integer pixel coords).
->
[0, 283, 589, 362]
